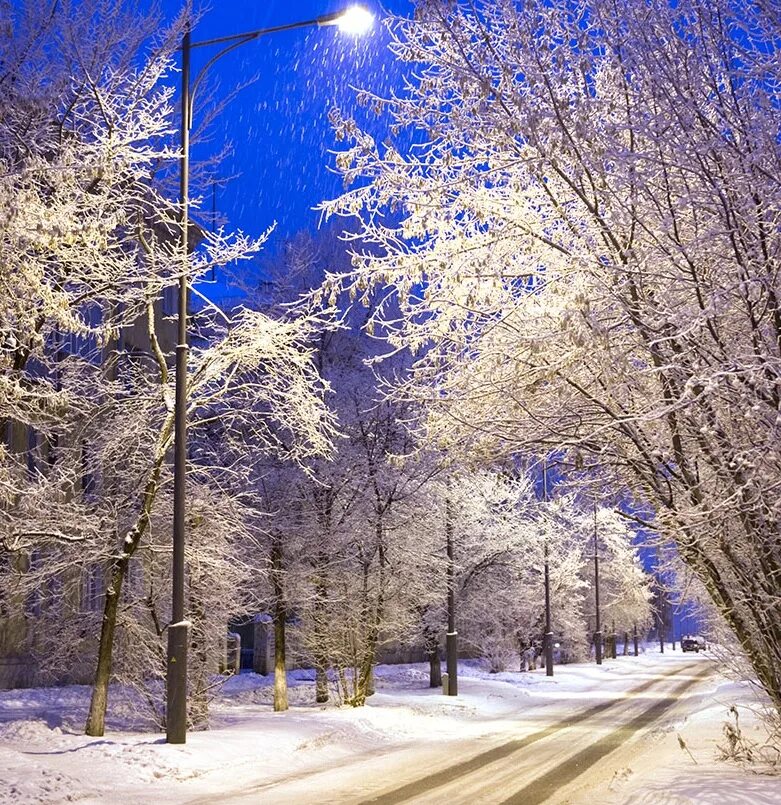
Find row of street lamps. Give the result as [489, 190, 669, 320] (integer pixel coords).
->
[166, 4, 375, 745]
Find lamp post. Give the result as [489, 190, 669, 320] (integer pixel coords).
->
[445, 493, 458, 696]
[542, 461, 553, 677]
[166, 3, 375, 745]
[593, 503, 603, 666]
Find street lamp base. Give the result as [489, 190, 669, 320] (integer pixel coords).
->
[166, 621, 189, 743]
[544, 630, 554, 676]
[594, 630, 603, 666]
[446, 631, 458, 696]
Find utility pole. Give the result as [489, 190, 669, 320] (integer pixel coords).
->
[593, 503, 603, 665]
[542, 462, 554, 677]
[445, 494, 458, 695]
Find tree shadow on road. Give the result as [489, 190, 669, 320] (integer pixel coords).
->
[622, 768, 780, 804]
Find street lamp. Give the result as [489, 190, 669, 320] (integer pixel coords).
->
[167, 4, 375, 745]
[445, 493, 457, 696]
[333, 5, 375, 34]
[593, 503, 603, 665]
[542, 461, 554, 677]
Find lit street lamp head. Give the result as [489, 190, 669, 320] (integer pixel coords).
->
[320, 5, 375, 35]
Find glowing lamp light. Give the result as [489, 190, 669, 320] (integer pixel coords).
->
[334, 5, 374, 35]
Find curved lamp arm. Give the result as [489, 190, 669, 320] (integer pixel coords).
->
[186, 33, 255, 131]
[184, 8, 371, 130]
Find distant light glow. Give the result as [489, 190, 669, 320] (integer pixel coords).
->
[335, 5, 374, 35]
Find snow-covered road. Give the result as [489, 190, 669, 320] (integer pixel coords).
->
[201, 660, 713, 803]
[1, 651, 778, 803]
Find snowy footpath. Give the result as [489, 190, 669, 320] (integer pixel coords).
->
[0, 650, 778, 803]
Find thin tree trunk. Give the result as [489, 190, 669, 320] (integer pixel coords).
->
[86, 304, 173, 736]
[271, 538, 288, 712]
[425, 628, 441, 688]
[354, 637, 377, 706]
[189, 589, 208, 728]
[313, 551, 329, 704]
[352, 533, 384, 707]
[611, 623, 617, 659]
[315, 665, 328, 704]
[273, 609, 287, 712]
[85, 425, 169, 735]
[85, 564, 124, 737]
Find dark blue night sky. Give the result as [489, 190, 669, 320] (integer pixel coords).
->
[157, 1, 414, 254]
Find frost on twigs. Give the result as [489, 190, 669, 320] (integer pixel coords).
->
[717, 706, 781, 772]
[323, 0, 781, 716]
[0, 0, 336, 734]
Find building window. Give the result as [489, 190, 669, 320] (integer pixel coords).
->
[162, 285, 177, 317]
[83, 564, 104, 612]
[24, 550, 43, 617]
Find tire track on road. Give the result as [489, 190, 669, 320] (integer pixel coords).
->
[363, 663, 703, 804]
[500, 665, 712, 804]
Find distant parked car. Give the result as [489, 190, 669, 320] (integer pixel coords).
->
[681, 635, 707, 652]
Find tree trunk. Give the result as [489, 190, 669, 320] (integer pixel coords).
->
[273, 609, 287, 712]
[313, 552, 329, 704]
[445, 494, 458, 695]
[189, 590, 209, 728]
[425, 629, 441, 688]
[85, 564, 124, 737]
[350, 576, 381, 706]
[429, 649, 442, 688]
[315, 665, 329, 704]
[271, 539, 288, 712]
[353, 642, 377, 706]
[84, 375, 171, 737]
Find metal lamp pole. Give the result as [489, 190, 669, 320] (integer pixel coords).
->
[445, 493, 458, 695]
[166, 23, 191, 745]
[543, 541, 554, 675]
[593, 503, 603, 666]
[542, 461, 553, 677]
[166, 4, 375, 745]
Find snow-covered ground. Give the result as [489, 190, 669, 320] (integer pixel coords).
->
[0, 649, 777, 803]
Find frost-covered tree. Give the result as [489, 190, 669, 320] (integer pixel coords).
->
[0, 0, 185, 716]
[0, 0, 336, 737]
[324, 0, 781, 712]
[247, 231, 448, 707]
[452, 474, 648, 674]
[255, 245, 484, 702]
[580, 506, 654, 655]
[0, 0, 181, 450]
[449, 470, 559, 672]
